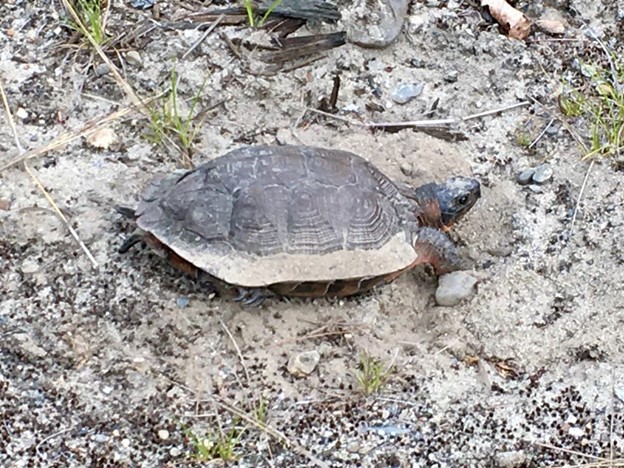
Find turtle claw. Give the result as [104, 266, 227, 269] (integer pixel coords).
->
[233, 288, 267, 307]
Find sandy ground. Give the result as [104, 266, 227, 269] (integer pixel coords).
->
[1, 0, 623, 466]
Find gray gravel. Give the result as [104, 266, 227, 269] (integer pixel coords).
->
[532, 163, 554, 184]
[435, 271, 478, 306]
[516, 168, 535, 185]
[390, 82, 424, 104]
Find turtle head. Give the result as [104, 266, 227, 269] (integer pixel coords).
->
[413, 176, 481, 230]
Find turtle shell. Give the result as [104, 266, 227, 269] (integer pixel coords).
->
[135, 145, 423, 289]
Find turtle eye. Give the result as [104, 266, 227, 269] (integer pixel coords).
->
[458, 195, 469, 206]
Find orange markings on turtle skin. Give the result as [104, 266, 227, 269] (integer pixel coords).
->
[416, 197, 445, 231]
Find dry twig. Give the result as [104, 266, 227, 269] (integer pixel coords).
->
[304, 101, 530, 130]
[182, 14, 225, 60]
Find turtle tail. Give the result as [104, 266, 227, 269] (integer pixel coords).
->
[118, 234, 144, 254]
[115, 205, 137, 219]
[115, 205, 141, 254]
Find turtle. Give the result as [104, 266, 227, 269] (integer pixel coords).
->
[118, 144, 480, 305]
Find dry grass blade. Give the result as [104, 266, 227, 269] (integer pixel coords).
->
[0, 79, 98, 268]
[0, 95, 163, 172]
[220, 320, 251, 383]
[213, 396, 329, 468]
[182, 14, 225, 59]
[570, 160, 594, 232]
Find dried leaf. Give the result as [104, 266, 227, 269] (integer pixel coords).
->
[482, 0, 531, 40]
[464, 355, 480, 366]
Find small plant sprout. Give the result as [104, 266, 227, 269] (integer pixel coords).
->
[252, 397, 268, 424]
[515, 128, 532, 148]
[186, 423, 246, 463]
[558, 90, 584, 118]
[146, 65, 208, 167]
[242, 0, 284, 28]
[243, 0, 256, 27]
[558, 56, 624, 159]
[352, 350, 392, 396]
[67, 0, 109, 46]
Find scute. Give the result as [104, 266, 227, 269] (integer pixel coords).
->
[135, 145, 420, 286]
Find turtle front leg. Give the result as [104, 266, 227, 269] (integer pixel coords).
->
[414, 227, 464, 276]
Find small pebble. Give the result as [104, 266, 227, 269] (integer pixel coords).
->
[95, 63, 110, 76]
[496, 450, 528, 467]
[390, 83, 423, 104]
[20, 258, 39, 275]
[346, 441, 361, 453]
[287, 350, 320, 378]
[532, 163, 553, 184]
[516, 169, 535, 185]
[170, 447, 181, 457]
[121, 438, 130, 448]
[400, 161, 413, 176]
[93, 434, 109, 443]
[15, 108, 28, 119]
[126, 50, 143, 67]
[157, 429, 169, 440]
[444, 69, 459, 83]
[176, 297, 190, 308]
[13, 333, 47, 358]
[435, 271, 478, 306]
[486, 246, 513, 257]
[545, 122, 562, 135]
[131, 0, 155, 9]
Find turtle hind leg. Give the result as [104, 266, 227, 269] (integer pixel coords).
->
[233, 287, 270, 307]
[414, 227, 464, 276]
